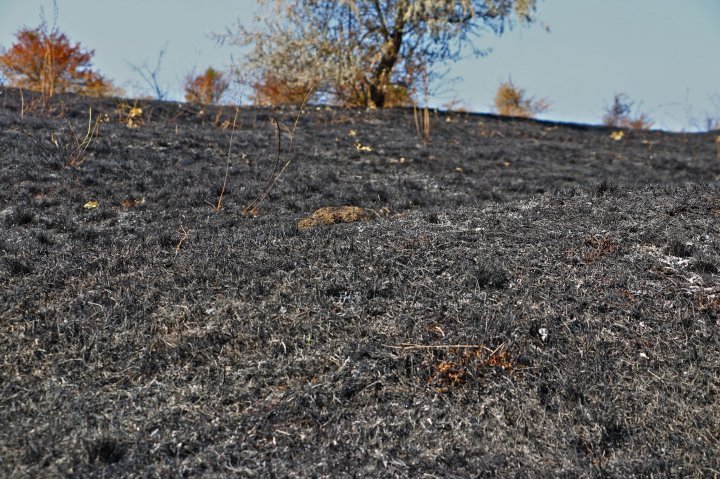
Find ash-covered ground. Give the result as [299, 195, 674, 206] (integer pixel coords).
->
[1, 87, 719, 477]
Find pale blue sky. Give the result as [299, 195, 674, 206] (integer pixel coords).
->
[1, 0, 719, 131]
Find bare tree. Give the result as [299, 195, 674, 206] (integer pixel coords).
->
[218, 0, 540, 108]
[128, 46, 169, 100]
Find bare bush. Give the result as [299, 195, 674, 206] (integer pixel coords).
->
[602, 93, 653, 130]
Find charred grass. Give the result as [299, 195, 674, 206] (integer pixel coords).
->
[1, 88, 720, 477]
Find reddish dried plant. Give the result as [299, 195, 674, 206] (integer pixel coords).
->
[251, 72, 314, 107]
[0, 25, 114, 100]
[183, 67, 229, 105]
[427, 346, 514, 392]
[583, 235, 620, 263]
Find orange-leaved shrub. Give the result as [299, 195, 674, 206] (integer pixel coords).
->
[183, 67, 229, 105]
[250, 72, 314, 107]
[0, 24, 115, 98]
[494, 79, 549, 118]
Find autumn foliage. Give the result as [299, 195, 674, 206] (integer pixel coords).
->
[183, 67, 229, 105]
[250, 72, 314, 107]
[0, 24, 115, 98]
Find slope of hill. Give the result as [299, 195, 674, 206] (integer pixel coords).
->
[1, 88, 719, 477]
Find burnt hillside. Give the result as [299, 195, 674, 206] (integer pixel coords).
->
[1, 88, 719, 477]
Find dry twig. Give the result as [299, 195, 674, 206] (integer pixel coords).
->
[242, 89, 312, 216]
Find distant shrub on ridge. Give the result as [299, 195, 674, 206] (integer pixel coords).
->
[602, 93, 653, 130]
[0, 22, 116, 99]
[250, 72, 315, 107]
[183, 67, 229, 105]
[494, 79, 550, 118]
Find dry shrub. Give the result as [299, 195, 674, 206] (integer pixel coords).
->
[250, 71, 412, 108]
[442, 98, 471, 113]
[333, 78, 414, 108]
[623, 115, 653, 130]
[183, 67, 229, 105]
[56, 108, 102, 168]
[28, 108, 104, 169]
[251, 73, 315, 107]
[602, 93, 653, 130]
[494, 79, 549, 118]
[0, 23, 116, 102]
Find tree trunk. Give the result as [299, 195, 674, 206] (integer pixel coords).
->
[368, 14, 405, 108]
[368, 83, 385, 108]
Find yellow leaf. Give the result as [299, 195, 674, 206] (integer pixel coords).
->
[83, 200, 99, 209]
[610, 131, 624, 141]
[354, 141, 372, 152]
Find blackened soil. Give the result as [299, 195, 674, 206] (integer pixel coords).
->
[1, 88, 720, 477]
